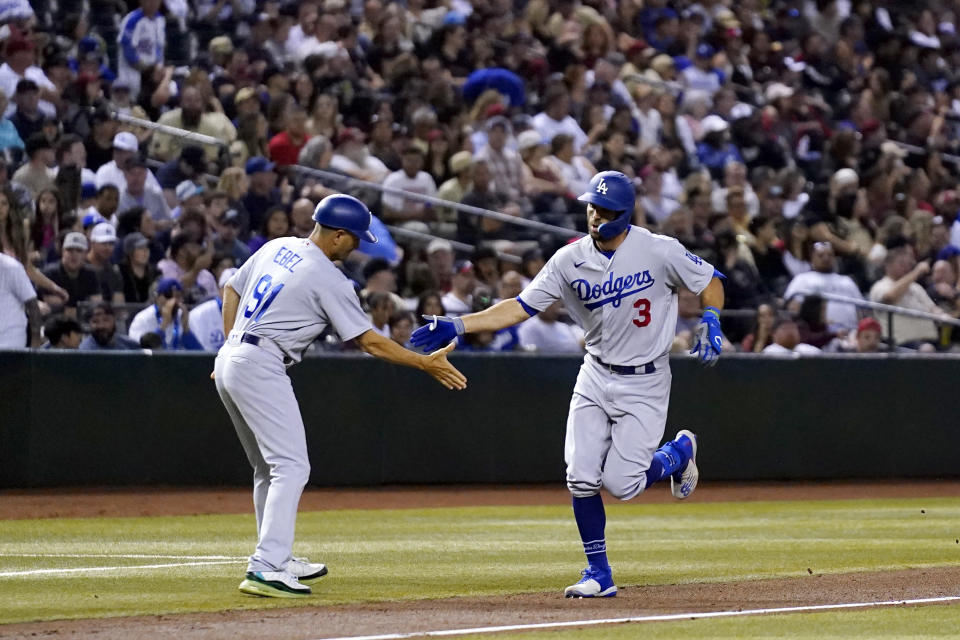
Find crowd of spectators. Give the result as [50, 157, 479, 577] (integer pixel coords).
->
[2, 0, 960, 355]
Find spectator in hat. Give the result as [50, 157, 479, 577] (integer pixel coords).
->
[682, 43, 722, 95]
[233, 86, 262, 122]
[127, 277, 203, 350]
[0, 90, 23, 153]
[41, 231, 102, 318]
[268, 105, 311, 167]
[11, 132, 55, 199]
[475, 115, 524, 203]
[118, 231, 156, 303]
[95, 131, 162, 196]
[79, 301, 141, 350]
[381, 146, 437, 225]
[0, 39, 58, 121]
[213, 208, 251, 266]
[151, 85, 237, 163]
[171, 180, 206, 221]
[241, 157, 282, 233]
[188, 267, 238, 352]
[9, 79, 44, 142]
[158, 231, 217, 302]
[850, 316, 884, 353]
[43, 315, 83, 349]
[868, 238, 949, 346]
[117, 0, 166, 101]
[441, 260, 476, 316]
[426, 237, 454, 293]
[532, 86, 588, 154]
[84, 184, 119, 229]
[69, 36, 116, 84]
[696, 115, 743, 181]
[117, 154, 172, 226]
[86, 222, 124, 304]
[156, 146, 208, 207]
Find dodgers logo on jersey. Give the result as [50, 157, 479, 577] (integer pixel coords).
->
[685, 251, 703, 266]
[571, 270, 655, 310]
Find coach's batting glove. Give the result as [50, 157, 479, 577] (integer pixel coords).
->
[410, 315, 465, 352]
[690, 306, 723, 367]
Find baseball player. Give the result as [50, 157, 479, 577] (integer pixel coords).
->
[214, 194, 466, 599]
[411, 171, 725, 598]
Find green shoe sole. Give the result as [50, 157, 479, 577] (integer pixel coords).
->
[238, 577, 311, 598]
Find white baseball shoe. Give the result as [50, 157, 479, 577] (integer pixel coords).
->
[287, 557, 328, 583]
[239, 570, 311, 598]
[564, 566, 618, 598]
[670, 429, 699, 499]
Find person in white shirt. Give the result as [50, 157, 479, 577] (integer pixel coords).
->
[365, 291, 395, 338]
[868, 240, 949, 345]
[639, 165, 680, 224]
[189, 268, 237, 351]
[681, 43, 722, 95]
[0, 252, 40, 348]
[128, 277, 204, 349]
[117, 0, 166, 100]
[710, 161, 759, 217]
[518, 300, 584, 353]
[440, 261, 476, 316]
[328, 128, 390, 182]
[95, 131, 162, 194]
[545, 134, 597, 200]
[380, 146, 437, 224]
[0, 38, 57, 119]
[285, 2, 319, 58]
[761, 318, 822, 355]
[783, 241, 864, 331]
[532, 86, 588, 154]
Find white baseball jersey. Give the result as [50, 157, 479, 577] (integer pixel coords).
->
[518, 226, 715, 365]
[117, 9, 165, 98]
[190, 297, 226, 352]
[0, 253, 35, 348]
[226, 237, 372, 363]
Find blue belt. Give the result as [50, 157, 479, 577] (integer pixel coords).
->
[240, 333, 262, 346]
[593, 356, 656, 375]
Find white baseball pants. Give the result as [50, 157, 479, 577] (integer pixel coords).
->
[214, 332, 309, 573]
[565, 354, 671, 500]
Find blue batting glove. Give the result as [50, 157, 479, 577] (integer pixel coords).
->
[410, 315, 465, 352]
[690, 306, 723, 367]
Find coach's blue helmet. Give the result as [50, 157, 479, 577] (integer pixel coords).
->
[577, 171, 635, 240]
[313, 194, 378, 243]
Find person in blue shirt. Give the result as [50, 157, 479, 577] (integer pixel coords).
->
[696, 115, 743, 181]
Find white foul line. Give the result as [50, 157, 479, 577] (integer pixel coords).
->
[0, 553, 246, 560]
[314, 595, 960, 640]
[0, 559, 239, 578]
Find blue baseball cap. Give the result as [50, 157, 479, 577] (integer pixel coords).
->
[245, 156, 276, 175]
[156, 278, 183, 296]
[442, 10, 466, 26]
[695, 43, 715, 59]
[80, 182, 97, 200]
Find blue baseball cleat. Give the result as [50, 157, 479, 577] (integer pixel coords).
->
[670, 429, 699, 499]
[564, 565, 618, 598]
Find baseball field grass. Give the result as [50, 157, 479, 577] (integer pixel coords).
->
[1, 496, 959, 637]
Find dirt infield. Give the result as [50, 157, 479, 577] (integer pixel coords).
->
[3, 480, 960, 519]
[2, 481, 959, 639]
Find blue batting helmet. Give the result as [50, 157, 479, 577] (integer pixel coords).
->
[577, 171, 635, 240]
[312, 194, 378, 243]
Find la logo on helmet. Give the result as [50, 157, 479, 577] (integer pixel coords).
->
[596, 179, 608, 194]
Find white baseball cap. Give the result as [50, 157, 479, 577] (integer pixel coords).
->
[218, 267, 238, 289]
[63, 231, 89, 251]
[517, 130, 545, 151]
[90, 222, 117, 244]
[112, 131, 139, 152]
[701, 115, 729, 135]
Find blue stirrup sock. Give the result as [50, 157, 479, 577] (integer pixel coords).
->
[644, 436, 692, 486]
[572, 494, 609, 571]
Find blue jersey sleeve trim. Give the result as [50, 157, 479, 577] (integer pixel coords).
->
[119, 10, 144, 66]
[516, 296, 538, 317]
[712, 268, 727, 280]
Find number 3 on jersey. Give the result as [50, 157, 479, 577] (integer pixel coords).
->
[633, 298, 651, 328]
[244, 274, 285, 321]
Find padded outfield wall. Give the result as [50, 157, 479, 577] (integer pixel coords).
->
[0, 351, 957, 488]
